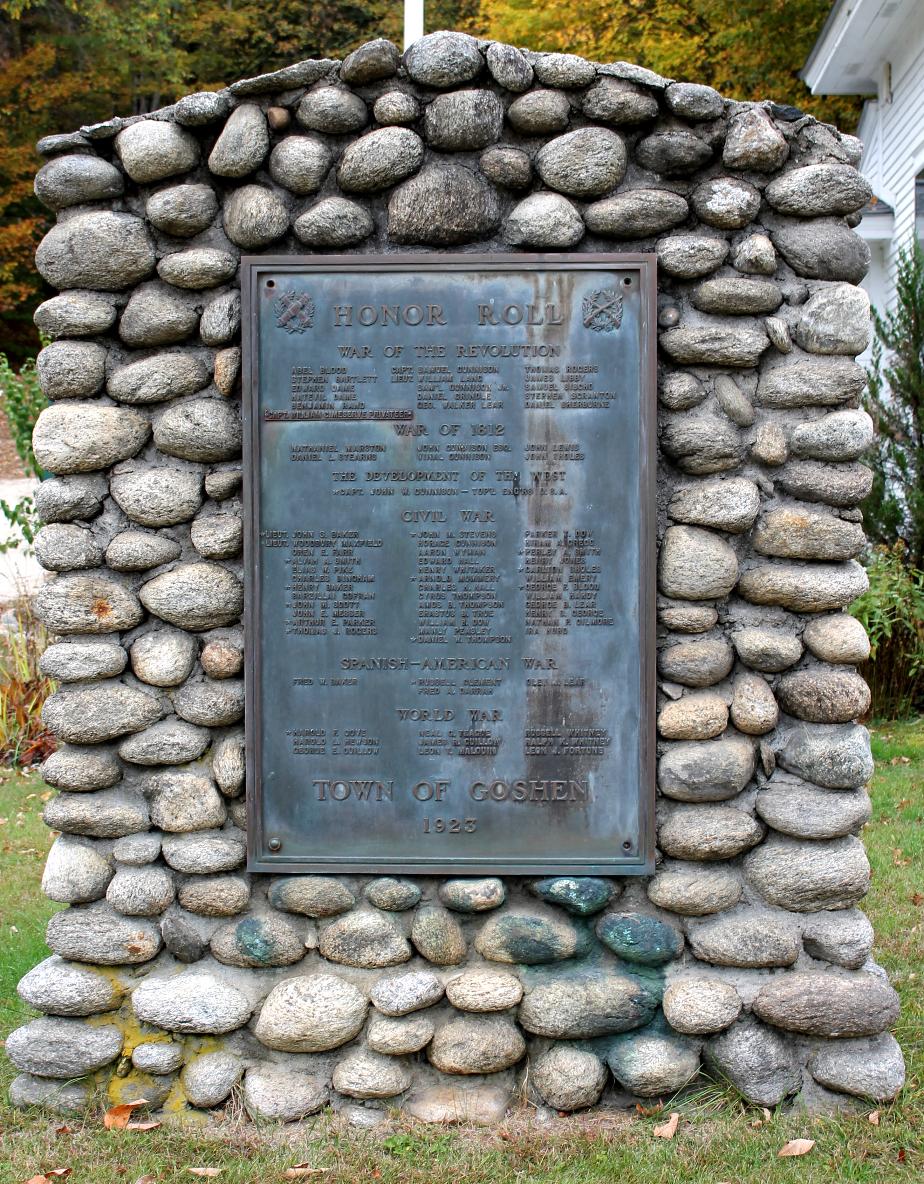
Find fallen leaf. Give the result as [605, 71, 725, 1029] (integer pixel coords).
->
[911, 893, 923, 907]
[897, 1148, 906, 1163]
[761, 1107, 772, 1122]
[104, 1099, 148, 1130]
[54, 1125, 73, 1136]
[187, 1171, 222, 1179]
[283, 1167, 322, 1180]
[635, 1102, 663, 1117]
[778, 1138, 815, 1158]
[45, 1173, 71, 1179]
[23, 1176, 47, 1184]
[134, 1176, 157, 1184]
[653, 1112, 679, 1139]
[126, 1120, 161, 1132]
[868, 1110, 880, 1126]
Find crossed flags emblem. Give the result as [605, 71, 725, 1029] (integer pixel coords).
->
[274, 289, 315, 333]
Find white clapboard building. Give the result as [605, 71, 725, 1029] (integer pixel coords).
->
[803, 0, 924, 321]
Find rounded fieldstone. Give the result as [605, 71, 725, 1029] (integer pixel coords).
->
[337, 127, 424, 192]
[34, 523, 102, 571]
[147, 769, 226, 832]
[795, 283, 871, 355]
[403, 31, 483, 89]
[157, 249, 237, 291]
[776, 460, 873, 507]
[636, 128, 713, 175]
[663, 977, 741, 1035]
[755, 778, 871, 839]
[319, 910, 411, 968]
[364, 877, 421, 911]
[223, 184, 288, 249]
[366, 1014, 434, 1054]
[34, 290, 118, 339]
[106, 864, 175, 915]
[116, 121, 199, 182]
[507, 89, 571, 135]
[757, 354, 866, 410]
[802, 908, 874, 969]
[765, 164, 872, 217]
[745, 833, 870, 911]
[42, 835, 113, 903]
[659, 525, 739, 601]
[210, 913, 304, 968]
[536, 128, 626, 197]
[130, 629, 198, 687]
[666, 81, 723, 121]
[132, 969, 251, 1034]
[733, 233, 777, 275]
[110, 468, 203, 527]
[372, 970, 444, 1017]
[656, 235, 729, 279]
[423, 90, 503, 151]
[119, 281, 198, 347]
[445, 968, 523, 1012]
[691, 177, 760, 229]
[648, 863, 741, 916]
[753, 971, 899, 1038]
[211, 730, 245, 795]
[112, 832, 161, 865]
[160, 908, 209, 963]
[767, 216, 870, 284]
[140, 562, 244, 630]
[687, 910, 800, 967]
[173, 678, 244, 727]
[704, 1018, 801, 1106]
[479, 146, 531, 190]
[410, 905, 467, 965]
[532, 1046, 607, 1112]
[154, 397, 240, 462]
[199, 638, 242, 680]
[659, 371, 706, 411]
[534, 52, 595, 87]
[388, 164, 500, 245]
[191, 513, 242, 559]
[341, 37, 399, 83]
[485, 41, 533, 91]
[182, 1051, 243, 1108]
[752, 419, 789, 464]
[200, 290, 241, 345]
[429, 1017, 525, 1075]
[607, 1026, 701, 1097]
[658, 693, 728, 741]
[373, 91, 420, 124]
[475, 911, 586, 964]
[293, 197, 373, 247]
[596, 911, 683, 966]
[778, 722, 873, 790]
[208, 104, 269, 177]
[729, 670, 779, 736]
[692, 278, 783, 316]
[803, 614, 870, 664]
[296, 87, 367, 134]
[146, 184, 218, 237]
[658, 805, 764, 861]
[213, 347, 241, 395]
[37, 340, 107, 400]
[174, 90, 231, 126]
[583, 77, 658, 125]
[244, 1065, 328, 1121]
[333, 1049, 411, 1099]
[132, 1041, 185, 1074]
[723, 108, 788, 172]
[47, 902, 162, 964]
[668, 477, 760, 534]
[439, 877, 505, 912]
[810, 1033, 904, 1101]
[37, 211, 155, 291]
[519, 971, 659, 1039]
[733, 627, 802, 673]
[178, 874, 250, 917]
[254, 974, 367, 1052]
[269, 875, 355, 917]
[658, 638, 735, 688]
[34, 153, 123, 209]
[777, 668, 870, 723]
[6, 1017, 123, 1079]
[584, 189, 688, 239]
[43, 682, 160, 745]
[18, 955, 122, 1017]
[658, 736, 755, 802]
[32, 401, 150, 475]
[659, 603, 718, 633]
[162, 828, 246, 873]
[266, 136, 331, 195]
[40, 744, 122, 791]
[660, 325, 769, 369]
[738, 560, 868, 613]
[118, 718, 211, 765]
[204, 469, 242, 500]
[108, 352, 210, 405]
[504, 193, 584, 249]
[716, 377, 754, 429]
[791, 409, 874, 464]
[528, 876, 615, 916]
[753, 508, 865, 561]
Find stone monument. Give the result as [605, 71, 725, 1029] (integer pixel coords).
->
[7, 31, 904, 1121]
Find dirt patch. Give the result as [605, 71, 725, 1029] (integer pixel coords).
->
[0, 410, 26, 480]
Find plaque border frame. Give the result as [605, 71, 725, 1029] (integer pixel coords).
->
[242, 252, 657, 876]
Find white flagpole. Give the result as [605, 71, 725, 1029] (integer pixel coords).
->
[404, 0, 424, 50]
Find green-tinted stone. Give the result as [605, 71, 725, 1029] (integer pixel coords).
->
[530, 877, 616, 916]
[364, 877, 421, 911]
[210, 914, 305, 968]
[474, 911, 590, 965]
[519, 969, 660, 1038]
[595, 912, 683, 966]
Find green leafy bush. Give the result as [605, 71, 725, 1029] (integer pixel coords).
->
[850, 543, 924, 718]
[0, 349, 46, 554]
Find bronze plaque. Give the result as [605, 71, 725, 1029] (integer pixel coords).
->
[243, 254, 656, 874]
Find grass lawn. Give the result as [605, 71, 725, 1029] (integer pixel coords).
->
[0, 722, 921, 1184]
